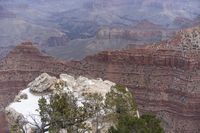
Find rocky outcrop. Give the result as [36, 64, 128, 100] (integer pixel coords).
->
[0, 42, 73, 132]
[6, 73, 116, 133]
[5, 107, 25, 128]
[28, 73, 57, 93]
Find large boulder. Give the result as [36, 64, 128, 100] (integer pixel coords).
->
[28, 73, 57, 93]
[5, 106, 38, 133]
[60, 74, 76, 87]
[5, 107, 25, 127]
[75, 76, 115, 96]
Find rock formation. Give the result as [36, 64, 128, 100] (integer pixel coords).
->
[0, 42, 73, 132]
[96, 20, 174, 43]
[6, 73, 116, 133]
[28, 73, 57, 93]
[0, 42, 71, 109]
[1, 25, 200, 132]
[68, 25, 200, 133]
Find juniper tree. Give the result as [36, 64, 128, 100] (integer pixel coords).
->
[105, 84, 137, 121]
[83, 93, 105, 133]
[106, 85, 164, 133]
[38, 92, 93, 133]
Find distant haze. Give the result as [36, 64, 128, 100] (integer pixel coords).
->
[0, 0, 199, 59]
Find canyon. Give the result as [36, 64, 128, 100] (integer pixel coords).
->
[0, 0, 200, 60]
[45, 20, 175, 60]
[0, 25, 200, 132]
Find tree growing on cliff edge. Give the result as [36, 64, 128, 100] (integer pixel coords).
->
[108, 113, 165, 133]
[105, 85, 138, 119]
[83, 92, 105, 133]
[38, 93, 93, 133]
[11, 84, 164, 133]
[105, 85, 164, 133]
[38, 84, 164, 133]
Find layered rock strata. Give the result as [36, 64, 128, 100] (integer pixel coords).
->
[0, 42, 71, 109]
[96, 20, 175, 43]
[71, 48, 200, 133]
[67, 25, 200, 133]
[1, 25, 200, 132]
[0, 42, 73, 132]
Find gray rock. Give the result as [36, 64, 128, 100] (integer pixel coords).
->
[28, 73, 57, 93]
[14, 92, 28, 102]
[5, 107, 25, 126]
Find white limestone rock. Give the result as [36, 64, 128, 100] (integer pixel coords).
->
[6, 73, 117, 133]
[75, 78, 115, 97]
[28, 73, 57, 93]
[5, 107, 26, 126]
[60, 74, 76, 87]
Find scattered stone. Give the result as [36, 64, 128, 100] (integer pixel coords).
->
[14, 92, 28, 102]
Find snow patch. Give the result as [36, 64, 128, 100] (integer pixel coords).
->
[7, 73, 116, 130]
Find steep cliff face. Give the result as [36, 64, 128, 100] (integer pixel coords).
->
[0, 42, 72, 109]
[67, 26, 200, 133]
[70, 49, 200, 133]
[1, 25, 200, 132]
[96, 21, 175, 44]
[0, 42, 74, 132]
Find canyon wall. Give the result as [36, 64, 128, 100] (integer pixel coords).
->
[69, 48, 200, 133]
[96, 20, 175, 43]
[68, 25, 200, 133]
[1, 25, 200, 132]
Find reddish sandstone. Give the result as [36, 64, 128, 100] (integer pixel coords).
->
[1, 25, 200, 132]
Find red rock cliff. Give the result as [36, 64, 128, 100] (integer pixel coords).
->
[67, 25, 200, 133]
[0, 42, 72, 109]
[1, 25, 200, 133]
[0, 42, 74, 132]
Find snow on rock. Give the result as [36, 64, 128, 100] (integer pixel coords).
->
[6, 73, 116, 132]
[6, 88, 45, 127]
[14, 91, 28, 102]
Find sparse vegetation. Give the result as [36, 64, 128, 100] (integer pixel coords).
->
[10, 84, 164, 133]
